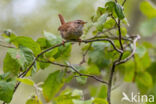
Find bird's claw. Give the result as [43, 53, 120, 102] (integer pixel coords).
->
[62, 40, 65, 46]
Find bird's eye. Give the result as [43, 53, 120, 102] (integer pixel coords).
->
[77, 21, 81, 24]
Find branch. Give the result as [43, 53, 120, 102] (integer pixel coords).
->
[107, 35, 140, 104]
[91, 35, 133, 41]
[117, 19, 124, 50]
[116, 35, 140, 65]
[18, 42, 68, 78]
[83, 39, 123, 53]
[19, 37, 122, 78]
[122, 0, 127, 6]
[39, 60, 108, 85]
[0, 44, 15, 48]
[79, 43, 92, 65]
[13, 36, 120, 95]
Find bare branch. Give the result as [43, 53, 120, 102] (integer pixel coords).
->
[91, 35, 133, 41]
[79, 43, 92, 65]
[39, 60, 108, 85]
[117, 19, 124, 50]
[122, 0, 127, 6]
[107, 35, 140, 104]
[83, 39, 123, 53]
[15, 36, 119, 95]
[116, 35, 140, 65]
[18, 37, 123, 78]
[0, 44, 15, 48]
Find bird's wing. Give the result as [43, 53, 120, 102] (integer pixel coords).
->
[58, 22, 74, 31]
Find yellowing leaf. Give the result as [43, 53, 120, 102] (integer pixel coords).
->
[140, 1, 156, 18]
[17, 78, 34, 86]
[93, 98, 108, 104]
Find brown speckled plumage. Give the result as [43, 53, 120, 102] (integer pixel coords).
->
[58, 14, 86, 40]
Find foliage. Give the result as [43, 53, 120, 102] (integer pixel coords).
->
[0, 0, 155, 104]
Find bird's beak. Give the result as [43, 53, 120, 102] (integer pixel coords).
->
[82, 21, 87, 24]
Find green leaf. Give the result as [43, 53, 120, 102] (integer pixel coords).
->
[45, 48, 58, 58]
[103, 18, 116, 29]
[36, 37, 48, 49]
[135, 45, 147, 57]
[147, 61, 156, 80]
[140, 1, 156, 18]
[0, 72, 11, 80]
[97, 7, 106, 16]
[89, 85, 107, 99]
[135, 52, 151, 72]
[38, 61, 50, 70]
[140, 52, 151, 69]
[42, 70, 65, 102]
[54, 89, 81, 104]
[136, 72, 153, 94]
[0, 80, 16, 103]
[139, 18, 156, 37]
[7, 46, 35, 70]
[88, 42, 110, 68]
[95, 13, 108, 31]
[97, 86, 107, 99]
[86, 64, 100, 75]
[93, 98, 108, 104]
[114, 3, 125, 19]
[12, 36, 41, 56]
[43, 31, 62, 46]
[26, 96, 42, 104]
[54, 43, 72, 60]
[3, 53, 20, 75]
[73, 99, 93, 104]
[76, 76, 87, 85]
[123, 61, 135, 82]
[17, 78, 34, 86]
[105, 1, 116, 12]
[91, 7, 106, 22]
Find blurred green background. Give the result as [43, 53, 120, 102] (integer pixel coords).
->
[0, 0, 156, 104]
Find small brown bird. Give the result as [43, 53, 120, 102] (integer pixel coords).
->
[58, 14, 87, 44]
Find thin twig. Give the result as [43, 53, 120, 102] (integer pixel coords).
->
[83, 39, 123, 53]
[79, 43, 92, 65]
[107, 35, 140, 104]
[39, 60, 108, 84]
[107, 10, 130, 103]
[116, 35, 140, 65]
[117, 19, 124, 50]
[13, 36, 120, 96]
[0, 44, 15, 48]
[18, 38, 122, 77]
[122, 0, 127, 6]
[91, 35, 132, 41]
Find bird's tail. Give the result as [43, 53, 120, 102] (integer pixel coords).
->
[58, 14, 65, 25]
